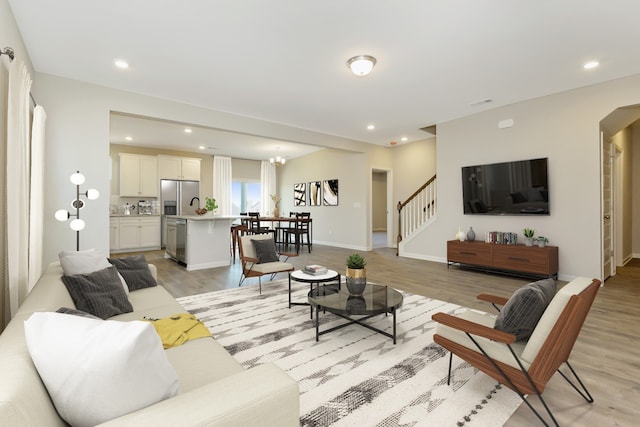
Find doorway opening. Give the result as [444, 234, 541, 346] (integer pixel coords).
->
[371, 169, 393, 249]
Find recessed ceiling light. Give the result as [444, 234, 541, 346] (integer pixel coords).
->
[124, 136, 133, 141]
[584, 60, 599, 70]
[401, 137, 408, 142]
[198, 145, 205, 150]
[184, 128, 192, 134]
[114, 59, 129, 69]
[367, 124, 375, 130]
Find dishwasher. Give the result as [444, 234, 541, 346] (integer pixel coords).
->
[165, 217, 187, 264]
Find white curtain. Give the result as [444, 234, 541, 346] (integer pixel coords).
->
[260, 161, 276, 216]
[28, 105, 46, 291]
[5, 58, 32, 319]
[212, 156, 232, 216]
[0, 54, 8, 329]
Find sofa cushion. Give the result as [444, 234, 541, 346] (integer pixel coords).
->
[24, 312, 179, 427]
[494, 278, 557, 340]
[59, 249, 129, 295]
[108, 254, 157, 291]
[61, 266, 133, 319]
[251, 238, 279, 263]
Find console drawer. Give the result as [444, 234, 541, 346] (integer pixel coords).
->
[447, 241, 492, 265]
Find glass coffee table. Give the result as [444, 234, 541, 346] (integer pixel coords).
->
[289, 269, 341, 318]
[308, 284, 403, 344]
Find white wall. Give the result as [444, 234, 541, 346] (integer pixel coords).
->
[403, 74, 640, 280]
[34, 73, 368, 264]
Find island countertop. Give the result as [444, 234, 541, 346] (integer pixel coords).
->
[165, 215, 242, 221]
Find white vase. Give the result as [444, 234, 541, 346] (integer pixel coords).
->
[525, 237, 533, 246]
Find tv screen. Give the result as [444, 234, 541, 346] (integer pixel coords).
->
[462, 158, 549, 215]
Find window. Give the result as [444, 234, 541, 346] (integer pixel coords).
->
[232, 181, 261, 214]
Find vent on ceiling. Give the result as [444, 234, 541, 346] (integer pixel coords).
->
[470, 98, 493, 107]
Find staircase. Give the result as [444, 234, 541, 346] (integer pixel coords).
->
[396, 175, 437, 255]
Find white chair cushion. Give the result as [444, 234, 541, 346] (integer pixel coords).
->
[24, 312, 179, 427]
[435, 309, 529, 370]
[521, 277, 594, 363]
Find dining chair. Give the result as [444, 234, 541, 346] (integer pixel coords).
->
[283, 212, 312, 254]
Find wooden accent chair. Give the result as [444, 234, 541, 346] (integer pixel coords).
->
[432, 277, 600, 427]
[236, 226, 297, 293]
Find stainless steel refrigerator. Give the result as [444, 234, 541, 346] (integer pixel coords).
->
[161, 179, 200, 247]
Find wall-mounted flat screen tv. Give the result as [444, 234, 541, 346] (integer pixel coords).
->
[462, 157, 549, 215]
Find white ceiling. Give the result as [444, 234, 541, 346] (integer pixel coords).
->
[8, 1, 640, 158]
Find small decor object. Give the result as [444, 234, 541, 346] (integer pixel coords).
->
[466, 227, 476, 241]
[271, 194, 281, 218]
[304, 264, 328, 275]
[194, 208, 207, 215]
[523, 228, 535, 246]
[205, 197, 218, 215]
[345, 253, 367, 296]
[536, 236, 549, 248]
[455, 226, 466, 241]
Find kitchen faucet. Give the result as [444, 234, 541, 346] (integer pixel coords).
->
[189, 196, 200, 208]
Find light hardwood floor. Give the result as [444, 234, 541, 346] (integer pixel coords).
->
[113, 246, 640, 427]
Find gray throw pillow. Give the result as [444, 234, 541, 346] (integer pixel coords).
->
[61, 266, 133, 319]
[56, 307, 102, 320]
[494, 278, 557, 340]
[251, 238, 279, 263]
[108, 254, 157, 291]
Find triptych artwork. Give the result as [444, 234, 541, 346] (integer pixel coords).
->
[294, 179, 338, 207]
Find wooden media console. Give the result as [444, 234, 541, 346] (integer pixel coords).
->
[447, 240, 558, 279]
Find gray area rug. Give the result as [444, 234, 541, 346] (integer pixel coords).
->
[177, 279, 521, 426]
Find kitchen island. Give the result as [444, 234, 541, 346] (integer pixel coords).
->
[165, 215, 239, 271]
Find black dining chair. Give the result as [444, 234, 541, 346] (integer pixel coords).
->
[283, 212, 312, 254]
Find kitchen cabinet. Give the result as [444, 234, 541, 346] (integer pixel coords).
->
[119, 154, 158, 197]
[110, 216, 161, 252]
[109, 218, 119, 250]
[158, 155, 201, 181]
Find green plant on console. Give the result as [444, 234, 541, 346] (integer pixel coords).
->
[523, 228, 535, 238]
[205, 197, 218, 212]
[346, 253, 367, 269]
[536, 236, 549, 243]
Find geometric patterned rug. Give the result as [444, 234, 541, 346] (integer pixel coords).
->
[177, 279, 522, 426]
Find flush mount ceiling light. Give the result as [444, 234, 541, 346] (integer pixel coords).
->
[584, 60, 600, 70]
[114, 59, 129, 69]
[347, 55, 377, 76]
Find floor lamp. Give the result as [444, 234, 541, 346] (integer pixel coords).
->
[55, 171, 99, 251]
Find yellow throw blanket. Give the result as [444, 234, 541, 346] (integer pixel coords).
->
[144, 313, 211, 349]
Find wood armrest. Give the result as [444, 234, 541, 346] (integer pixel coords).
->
[476, 293, 509, 306]
[242, 256, 259, 263]
[431, 312, 516, 344]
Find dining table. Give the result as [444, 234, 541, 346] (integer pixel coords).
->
[252, 215, 312, 253]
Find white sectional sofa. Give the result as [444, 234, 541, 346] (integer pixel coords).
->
[0, 261, 300, 426]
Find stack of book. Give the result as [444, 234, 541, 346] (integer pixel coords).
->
[304, 265, 328, 275]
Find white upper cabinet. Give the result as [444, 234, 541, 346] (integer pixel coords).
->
[158, 155, 201, 181]
[119, 154, 158, 197]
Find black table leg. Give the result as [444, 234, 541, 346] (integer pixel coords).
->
[315, 305, 319, 342]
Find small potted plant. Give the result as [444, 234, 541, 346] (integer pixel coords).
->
[536, 236, 549, 248]
[345, 253, 367, 295]
[523, 228, 535, 246]
[205, 197, 218, 215]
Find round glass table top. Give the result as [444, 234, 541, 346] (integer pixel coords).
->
[308, 284, 403, 316]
